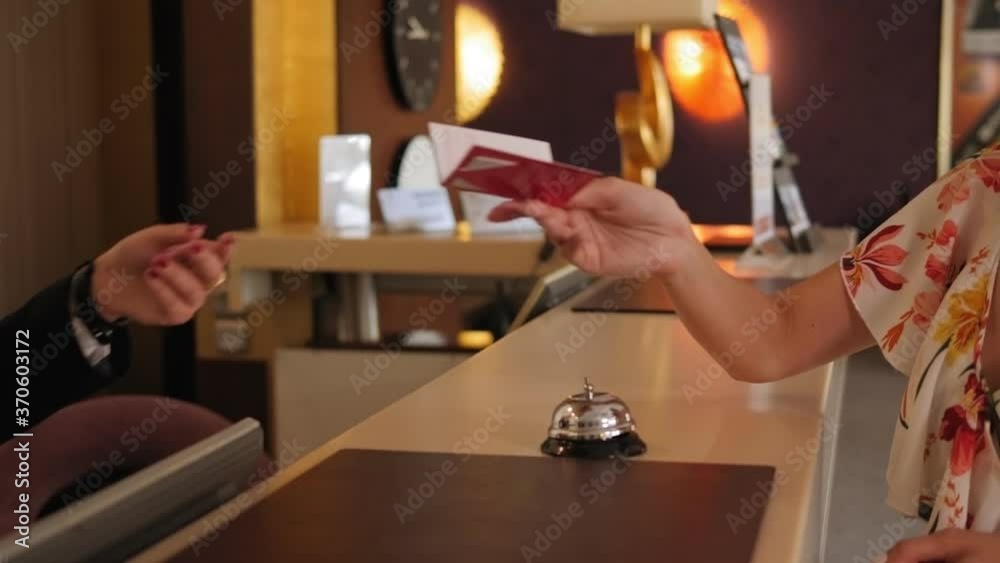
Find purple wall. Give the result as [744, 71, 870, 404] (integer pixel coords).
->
[467, 0, 942, 228]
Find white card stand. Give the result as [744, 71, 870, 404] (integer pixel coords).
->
[319, 135, 373, 231]
[377, 187, 457, 233]
[717, 15, 820, 254]
[745, 74, 786, 258]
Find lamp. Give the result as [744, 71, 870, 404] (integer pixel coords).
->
[455, 3, 505, 124]
[557, 0, 719, 187]
[662, 0, 769, 123]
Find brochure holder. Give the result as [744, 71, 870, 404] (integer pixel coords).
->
[716, 15, 823, 253]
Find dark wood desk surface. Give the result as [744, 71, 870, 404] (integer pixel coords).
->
[168, 449, 774, 563]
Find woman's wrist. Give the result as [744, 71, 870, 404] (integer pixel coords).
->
[90, 253, 123, 322]
[653, 227, 714, 286]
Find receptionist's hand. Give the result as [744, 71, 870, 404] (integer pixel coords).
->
[92, 224, 236, 326]
[488, 177, 699, 277]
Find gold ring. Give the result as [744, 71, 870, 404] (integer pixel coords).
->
[213, 271, 228, 290]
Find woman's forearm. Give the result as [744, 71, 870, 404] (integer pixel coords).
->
[656, 239, 874, 382]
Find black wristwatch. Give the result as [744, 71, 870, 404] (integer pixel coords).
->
[70, 261, 129, 345]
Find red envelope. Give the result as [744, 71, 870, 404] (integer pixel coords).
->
[442, 145, 602, 207]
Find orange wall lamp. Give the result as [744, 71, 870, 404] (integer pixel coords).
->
[556, 0, 769, 187]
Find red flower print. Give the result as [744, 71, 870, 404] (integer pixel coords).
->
[935, 220, 957, 246]
[943, 479, 966, 528]
[912, 290, 944, 330]
[924, 432, 936, 462]
[937, 178, 971, 211]
[970, 147, 1000, 192]
[842, 225, 909, 296]
[882, 317, 907, 351]
[969, 247, 990, 274]
[917, 220, 959, 250]
[881, 289, 943, 352]
[925, 254, 954, 287]
[938, 375, 987, 476]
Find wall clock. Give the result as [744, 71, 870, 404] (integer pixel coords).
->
[393, 135, 442, 188]
[388, 0, 444, 111]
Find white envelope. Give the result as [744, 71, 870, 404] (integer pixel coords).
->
[428, 123, 550, 235]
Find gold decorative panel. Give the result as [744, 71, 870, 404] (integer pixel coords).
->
[253, 0, 338, 225]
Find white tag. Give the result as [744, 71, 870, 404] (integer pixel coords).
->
[377, 188, 457, 233]
[749, 74, 778, 250]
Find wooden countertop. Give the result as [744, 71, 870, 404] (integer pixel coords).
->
[135, 227, 855, 563]
[229, 222, 548, 276]
[224, 222, 849, 309]
[224, 222, 551, 310]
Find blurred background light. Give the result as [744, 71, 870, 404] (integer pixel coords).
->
[456, 3, 505, 124]
[661, 0, 770, 122]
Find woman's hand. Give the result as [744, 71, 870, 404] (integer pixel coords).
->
[489, 174, 875, 383]
[487, 177, 699, 277]
[91, 224, 236, 326]
[887, 529, 1000, 562]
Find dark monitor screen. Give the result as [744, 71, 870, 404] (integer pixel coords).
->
[0, 418, 263, 563]
[510, 265, 593, 330]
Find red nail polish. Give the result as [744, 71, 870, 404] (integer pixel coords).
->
[154, 257, 168, 268]
[191, 242, 204, 254]
[148, 269, 159, 279]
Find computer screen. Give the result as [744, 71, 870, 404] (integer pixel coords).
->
[510, 264, 594, 330]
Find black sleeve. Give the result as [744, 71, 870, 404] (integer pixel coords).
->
[3, 274, 131, 438]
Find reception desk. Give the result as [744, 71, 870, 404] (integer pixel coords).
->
[136, 228, 854, 563]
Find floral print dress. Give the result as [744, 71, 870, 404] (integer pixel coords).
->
[841, 142, 1000, 532]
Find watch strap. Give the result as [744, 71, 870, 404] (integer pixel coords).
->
[70, 261, 128, 345]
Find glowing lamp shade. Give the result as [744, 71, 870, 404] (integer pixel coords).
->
[661, 0, 769, 122]
[456, 4, 505, 124]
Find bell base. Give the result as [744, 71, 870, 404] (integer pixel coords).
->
[540, 432, 647, 459]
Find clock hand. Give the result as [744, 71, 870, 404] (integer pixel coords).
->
[406, 16, 430, 40]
